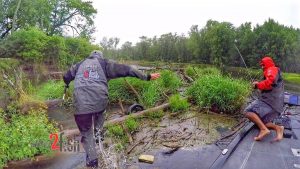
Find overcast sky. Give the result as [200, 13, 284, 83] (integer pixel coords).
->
[91, 0, 300, 46]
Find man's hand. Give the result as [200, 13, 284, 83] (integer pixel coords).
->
[150, 73, 160, 80]
[252, 81, 259, 89]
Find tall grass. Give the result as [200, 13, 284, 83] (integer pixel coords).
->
[33, 80, 73, 100]
[185, 66, 221, 79]
[169, 94, 189, 112]
[187, 74, 251, 114]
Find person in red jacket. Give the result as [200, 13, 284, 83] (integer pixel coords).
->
[244, 56, 284, 141]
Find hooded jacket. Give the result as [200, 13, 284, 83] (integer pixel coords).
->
[256, 56, 284, 114]
[63, 51, 151, 115]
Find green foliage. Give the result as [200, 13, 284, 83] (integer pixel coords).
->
[108, 77, 161, 107]
[0, 28, 100, 68]
[158, 70, 181, 93]
[4, 27, 49, 61]
[141, 83, 161, 107]
[169, 94, 189, 112]
[0, 58, 20, 70]
[124, 116, 139, 132]
[107, 125, 124, 138]
[34, 80, 68, 100]
[0, 0, 97, 38]
[223, 67, 262, 81]
[0, 109, 57, 168]
[145, 111, 164, 120]
[185, 66, 221, 80]
[187, 74, 251, 113]
[283, 73, 300, 85]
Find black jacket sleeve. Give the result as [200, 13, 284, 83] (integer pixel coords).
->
[104, 60, 150, 80]
[63, 63, 81, 86]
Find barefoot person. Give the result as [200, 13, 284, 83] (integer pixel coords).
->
[63, 50, 160, 168]
[244, 56, 284, 141]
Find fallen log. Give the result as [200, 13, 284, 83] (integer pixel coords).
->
[106, 103, 170, 125]
[62, 103, 170, 137]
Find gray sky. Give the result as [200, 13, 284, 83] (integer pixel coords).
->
[91, 0, 300, 46]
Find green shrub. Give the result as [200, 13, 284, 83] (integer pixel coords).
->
[124, 117, 139, 132]
[169, 94, 189, 112]
[187, 74, 251, 113]
[0, 109, 57, 168]
[4, 27, 49, 61]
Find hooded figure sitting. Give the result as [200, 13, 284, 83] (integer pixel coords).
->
[244, 56, 284, 141]
[63, 50, 160, 168]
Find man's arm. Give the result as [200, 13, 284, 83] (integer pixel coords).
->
[63, 63, 80, 87]
[254, 67, 278, 90]
[105, 60, 152, 80]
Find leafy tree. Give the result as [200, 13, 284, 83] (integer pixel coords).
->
[0, 0, 97, 39]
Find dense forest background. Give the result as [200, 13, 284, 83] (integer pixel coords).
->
[1, 0, 300, 72]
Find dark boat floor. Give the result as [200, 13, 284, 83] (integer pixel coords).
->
[137, 106, 300, 169]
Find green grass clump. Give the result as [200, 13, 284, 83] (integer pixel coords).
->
[187, 74, 251, 113]
[169, 94, 189, 112]
[141, 83, 161, 107]
[158, 70, 181, 93]
[124, 116, 139, 132]
[283, 73, 300, 85]
[107, 124, 125, 138]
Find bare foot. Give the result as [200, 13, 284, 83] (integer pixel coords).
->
[254, 129, 270, 141]
[273, 126, 284, 142]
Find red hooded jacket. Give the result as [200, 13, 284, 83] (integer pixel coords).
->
[256, 57, 279, 90]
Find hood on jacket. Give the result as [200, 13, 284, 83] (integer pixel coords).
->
[260, 56, 275, 69]
[88, 50, 103, 59]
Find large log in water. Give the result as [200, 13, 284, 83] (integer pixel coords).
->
[62, 103, 170, 137]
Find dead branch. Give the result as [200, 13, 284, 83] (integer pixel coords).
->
[124, 79, 142, 102]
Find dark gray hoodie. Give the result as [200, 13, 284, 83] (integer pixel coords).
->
[63, 51, 150, 114]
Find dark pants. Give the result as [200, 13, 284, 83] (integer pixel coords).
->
[74, 110, 105, 167]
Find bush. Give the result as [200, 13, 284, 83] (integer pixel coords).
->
[169, 94, 189, 112]
[4, 27, 49, 61]
[187, 74, 251, 113]
[0, 109, 57, 168]
[124, 117, 139, 132]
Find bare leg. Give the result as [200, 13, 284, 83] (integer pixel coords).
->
[265, 122, 284, 142]
[245, 112, 270, 141]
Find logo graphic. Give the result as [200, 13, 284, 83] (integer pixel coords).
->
[49, 132, 80, 152]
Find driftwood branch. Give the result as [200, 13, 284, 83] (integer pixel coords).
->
[62, 103, 170, 138]
[124, 79, 142, 102]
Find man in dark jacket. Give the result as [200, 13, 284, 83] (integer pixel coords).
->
[244, 56, 284, 142]
[63, 50, 160, 168]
